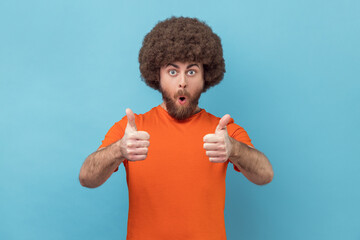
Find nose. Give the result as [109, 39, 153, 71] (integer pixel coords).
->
[178, 73, 187, 88]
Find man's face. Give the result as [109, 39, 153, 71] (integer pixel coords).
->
[159, 62, 204, 120]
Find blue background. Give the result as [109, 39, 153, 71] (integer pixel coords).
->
[1, 0, 359, 239]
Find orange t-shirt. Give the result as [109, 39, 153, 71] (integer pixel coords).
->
[99, 106, 253, 240]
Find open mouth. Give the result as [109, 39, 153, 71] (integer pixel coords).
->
[178, 96, 186, 105]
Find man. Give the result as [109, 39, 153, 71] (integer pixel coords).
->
[79, 17, 273, 240]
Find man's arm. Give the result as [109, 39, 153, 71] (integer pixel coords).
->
[79, 108, 150, 188]
[229, 139, 273, 185]
[79, 142, 124, 188]
[203, 114, 273, 185]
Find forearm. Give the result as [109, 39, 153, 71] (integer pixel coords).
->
[229, 138, 273, 185]
[79, 141, 124, 188]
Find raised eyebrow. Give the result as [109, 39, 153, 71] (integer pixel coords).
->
[166, 63, 179, 68]
[187, 64, 200, 69]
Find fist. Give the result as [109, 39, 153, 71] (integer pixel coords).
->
[203, 114, 232, 163]
[119, 108, 150, 161]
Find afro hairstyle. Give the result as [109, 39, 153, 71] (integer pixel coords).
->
[138, 16, 225, 92]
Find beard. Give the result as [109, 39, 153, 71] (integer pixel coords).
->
[160, 87, 202, 120]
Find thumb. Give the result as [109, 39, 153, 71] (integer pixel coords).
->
[216, 114, 231, 132]
[126, 108, 137, 131]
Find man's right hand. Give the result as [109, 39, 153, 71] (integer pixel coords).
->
[119, 108, 150, 161]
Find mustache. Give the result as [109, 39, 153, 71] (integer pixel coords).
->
[174, 89, 191, 98]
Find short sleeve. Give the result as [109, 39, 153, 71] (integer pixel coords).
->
[227, 122, 254, 172]
[98, 117, 127, 172]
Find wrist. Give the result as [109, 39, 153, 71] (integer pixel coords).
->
[229, 137, 242, 158]
[111, 140, 125, 163]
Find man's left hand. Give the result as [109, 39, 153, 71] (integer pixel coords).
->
[203, 114, 233, 163]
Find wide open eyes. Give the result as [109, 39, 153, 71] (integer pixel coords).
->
[169, 70, 177, 76]
[187, 70, 196, 76]
[167, 69, 197, 76]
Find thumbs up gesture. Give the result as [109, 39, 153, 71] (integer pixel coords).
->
[203, 114, 233, 163]
[119, 108, 150, 161]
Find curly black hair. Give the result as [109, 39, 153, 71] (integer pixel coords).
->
[138, 16, 225, 92]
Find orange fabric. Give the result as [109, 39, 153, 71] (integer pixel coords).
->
[99, 106, 253, 240]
